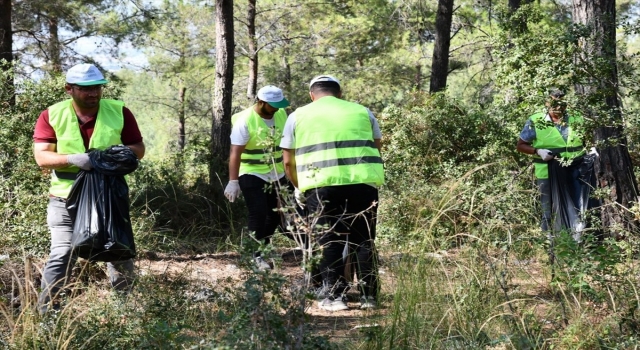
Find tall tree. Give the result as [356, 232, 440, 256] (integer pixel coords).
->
[0, 0, 14, 106]
[508, 0, 533, 33]
[210, 0, 235, 183]
[134, 0, 216, 153]
[0, 0, 12, 64]
[429, 0, 454, 93]
[12, 0, 151, 76]
[572, 0, 639, 234]
[245, 0, 257, 100]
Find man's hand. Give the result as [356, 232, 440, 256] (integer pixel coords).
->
[536, 148, 554, 162]
[224, 180, 241, 202]
[67, 153, 93, 170]
[294, 188, 305, 208]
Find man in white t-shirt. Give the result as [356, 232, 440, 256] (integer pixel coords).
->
[224, 86, 291, 270]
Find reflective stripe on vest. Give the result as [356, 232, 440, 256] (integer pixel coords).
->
[48, 99, 124, 198]
[293, 96, 384, 192]
[231, 107, 286, 175]
[530, 111, 585, 179]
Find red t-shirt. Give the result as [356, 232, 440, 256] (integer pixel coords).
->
[33, 106, 143, 150]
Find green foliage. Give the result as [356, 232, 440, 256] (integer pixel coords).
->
[13, 0, 153, 74]
[0, 68, 65, 253]
[381, 92, 475, 184]
[128, 151, 236, 254]
[3, 0, 640, 349]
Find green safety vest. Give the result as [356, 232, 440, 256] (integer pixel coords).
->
[293, 96, 384, 192]
[48, 99, 124, 198]
[231, 106, 286, 176]
[530, 111, 585, 179]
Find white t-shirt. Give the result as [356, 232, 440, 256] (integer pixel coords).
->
[230, 113, 284, 182]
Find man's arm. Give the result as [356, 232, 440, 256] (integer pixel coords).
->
[228, 144, 245, 180]
[516, 138, 536, 155]
[368, 109, 382, 154]
[126, 142, 145, 160]
[282, 148, 297, 188]
[33, 143, 70, 169]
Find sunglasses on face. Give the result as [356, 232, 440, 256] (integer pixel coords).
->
[71, 85, 103, 93]
[549, 99, 567, 108]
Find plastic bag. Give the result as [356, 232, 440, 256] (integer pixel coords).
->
[66, 145, 138, 262]
[90, 144, 139, 175]
[548, 153, 601, 241]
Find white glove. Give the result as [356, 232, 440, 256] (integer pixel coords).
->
[536, 148, 554, 162]
[67, 153, 93, 170]
[294, 188, 305, 208]
[224, 180, 241, 202]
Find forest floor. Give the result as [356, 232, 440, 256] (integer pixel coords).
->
[0, 248, 394, 344]
[136, 248, 391, 342]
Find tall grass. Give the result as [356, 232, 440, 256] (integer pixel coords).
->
[361, 161, 640, 349]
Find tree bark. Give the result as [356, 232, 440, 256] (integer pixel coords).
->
[246, 0, 257, 101]
[281, 46, 291, 100]
[0, 0, 14, 106]
[508, 0, 533, 34]
[572, 0, 639, 235]
[0, 0, 11, 64]
[210, 0, 235, 184]
[178, 85, 186, 152]
[47, 17, 62, 73]
[429, 0, 453, 93]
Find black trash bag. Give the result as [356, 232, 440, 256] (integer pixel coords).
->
[90, 144, 139, 175]
[66, 146, 138, 262]
[548, 153, 601, 241]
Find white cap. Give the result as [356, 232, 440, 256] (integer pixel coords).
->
[257, 85, 290, 108]
[309, 75, 340, 90]
[66, 63, 108, 86]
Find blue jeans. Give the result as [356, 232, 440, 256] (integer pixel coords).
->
[38, 198, 135, 312]
[537, 179, 552, 232]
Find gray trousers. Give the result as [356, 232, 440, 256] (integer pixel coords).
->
[537, 179, 551, 232]
[38, 198, 135, 312]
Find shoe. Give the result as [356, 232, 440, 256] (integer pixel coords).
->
[318, 296, 349, 311]
[254, 256, 272, 271]
[360, 296, 377, 310]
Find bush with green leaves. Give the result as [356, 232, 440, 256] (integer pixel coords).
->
[377, 91, 536, 251]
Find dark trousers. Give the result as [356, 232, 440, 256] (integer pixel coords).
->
[238, 175, 288, 248]
[305, 184, 379, 298]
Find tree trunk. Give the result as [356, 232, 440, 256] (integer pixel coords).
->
[210, 0, 235, 185]
[246, 0, 257, 101]
[429, 0, 453, 93]
[47, 17, 62, 73]
[178, 85, 186, 152]
[0, 0, 11, 64]
[281, 45, 291, 101]
[572, 0, 639, 236]
[508, 0, 533, 33]
[0, 0, 14, 106]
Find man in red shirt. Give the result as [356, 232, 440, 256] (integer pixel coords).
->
[33, 63, 145, 313]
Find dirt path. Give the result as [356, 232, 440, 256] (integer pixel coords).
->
[0, 248, 391, 343]
[136, 249, 388, 341]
